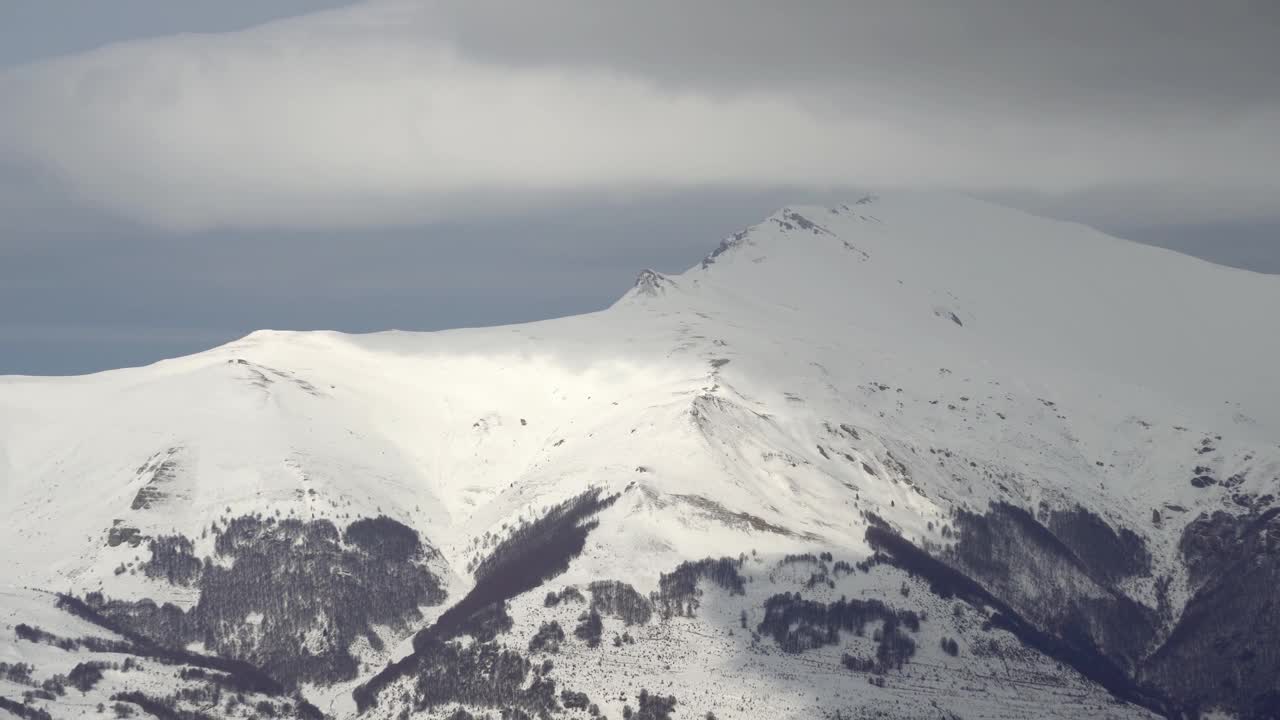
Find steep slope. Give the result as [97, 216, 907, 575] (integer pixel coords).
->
[2, 193, 1277, 720]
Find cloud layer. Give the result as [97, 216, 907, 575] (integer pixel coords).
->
[1, 0, 1277, 231]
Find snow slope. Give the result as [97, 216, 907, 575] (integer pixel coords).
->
[1, 192, 1277, 719]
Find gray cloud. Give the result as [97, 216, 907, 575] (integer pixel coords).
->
[1, 1, 1276, 375]
[0, 187, 819, 373]
[0, 1, 356, 68]
[0, 0, 1275, 231]
[423, 0, 1280, 107]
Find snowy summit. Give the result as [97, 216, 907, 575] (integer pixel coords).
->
[2, 193, 1278, 720]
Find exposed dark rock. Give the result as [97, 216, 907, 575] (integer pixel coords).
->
[669, 492, 815, 538]
[632, 269, 676, 298]
[1224, 472, 1248, 488]
[129, 485, 168, 511]
[701, 230, 750, 269]
[130, 452, 182, 510]
[777, 209, 831, 236]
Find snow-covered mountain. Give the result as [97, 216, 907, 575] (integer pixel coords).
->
[2, 193, 1277, 720]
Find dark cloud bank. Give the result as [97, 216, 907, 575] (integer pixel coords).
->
[0, 0, 1275, 373]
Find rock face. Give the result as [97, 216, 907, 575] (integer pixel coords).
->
[629, 269, 676, 298]
[2, 192, 1278, 719]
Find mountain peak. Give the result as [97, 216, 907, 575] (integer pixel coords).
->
[4, 193, 1279, 720]
[614, 268, 679, 308]
[630, 268, 675, 297]
[700, 227, 753, 270]
[697, 195, 890, 272]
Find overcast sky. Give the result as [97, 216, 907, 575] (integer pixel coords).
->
[1, 0, 1277, 374]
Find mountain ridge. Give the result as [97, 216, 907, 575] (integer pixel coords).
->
[2, 192, 1278, 719]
